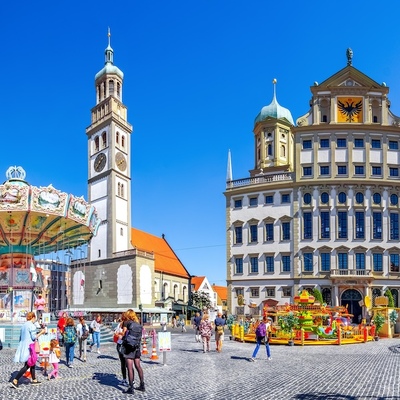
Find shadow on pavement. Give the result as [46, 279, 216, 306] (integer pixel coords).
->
[230, 356, 250, 361]
[92, 372, 121, 390]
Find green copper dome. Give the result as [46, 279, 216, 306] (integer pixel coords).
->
[254, 80, 294, 126]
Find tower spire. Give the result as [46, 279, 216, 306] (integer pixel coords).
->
[272, 78, 277, 101]
[105, 27, 114, 65]
[226, 150, 233, 182]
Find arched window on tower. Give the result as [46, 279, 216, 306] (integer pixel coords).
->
[109, 80, 114, 96]
[116, 131, 119, 144]
[281, 145, 286, 157]
[97, 85, 101, 103]
[121, 184, 124, 198]
[122, 136, 125, 148]
[267, 144, 272, 156]
[117, 182, 121, 196]
[103, 82, 106, 99]
[102, 132, 107, 148]
[120, 227, 123, 236]
[320, 98, 330, 123]
[94, 137, 99, 152]
[117, 82, 121, 98]
[371, 100, 381, 123]
[174, 284, 178, 301]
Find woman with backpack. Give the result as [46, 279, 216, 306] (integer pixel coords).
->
[11, 311, 46, 389]
[249, 316, 272, 362]
[63, 317, 77, 368]
[76, 316, 89, 362]
[121, 309, 144, 395]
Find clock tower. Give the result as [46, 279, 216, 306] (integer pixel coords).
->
[86, 30, 133, 262]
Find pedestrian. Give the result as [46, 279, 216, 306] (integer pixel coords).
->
[199, 313, 213, 353]
[172, 317, 177, 328]
[90, 314, 102, 354]
[115, 313, 128, 386]
[34, 293, 46, 320]
[249, 316, 272, 362]
[63, 317, 77, 367]
[193, 312, 202, 342]
[76, 316, 89, 362]
[122, 309, 144, 394]
[57, 311, 67, 346]
[214, 311, 226, 352]
[47, 339, 61, 380]
[10, 311, 46, 389]
[181, 317, 187, 332]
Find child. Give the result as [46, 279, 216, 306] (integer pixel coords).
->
[48, 339, 61, 380]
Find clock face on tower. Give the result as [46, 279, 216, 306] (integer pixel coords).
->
[94, 153, 107, 172]
[115, 152, 127, 171]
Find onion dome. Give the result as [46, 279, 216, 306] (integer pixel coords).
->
[254, 79, 294, 126]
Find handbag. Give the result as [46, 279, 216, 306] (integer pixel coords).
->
[34, 340, 40, 353]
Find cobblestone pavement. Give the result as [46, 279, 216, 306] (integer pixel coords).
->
[1, 327, 400, 400]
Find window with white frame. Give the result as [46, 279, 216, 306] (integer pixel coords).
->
[250, 287, 259, 297]
[234, 257, 243, 274]
[265, 287, 275, 297]
[249, 256, 259, 273]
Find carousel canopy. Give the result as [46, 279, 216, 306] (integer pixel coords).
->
[0, 166, 100, 255]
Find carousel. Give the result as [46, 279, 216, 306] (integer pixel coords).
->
[0, 166, 100, 322]
[231, 290, 375, 345]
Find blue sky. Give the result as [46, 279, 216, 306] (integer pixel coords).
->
[3, 1, 400, 286]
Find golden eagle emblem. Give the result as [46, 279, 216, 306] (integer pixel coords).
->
[337, 98, 363, 122]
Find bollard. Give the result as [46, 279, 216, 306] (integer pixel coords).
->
[150, 329, 158, 360]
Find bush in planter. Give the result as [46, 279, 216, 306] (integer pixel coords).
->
[373, 313, 385, 339]
[278, 312, 299, 342]
[389, 310, 398, 328]
[385, 290, 395, 308]
[312, 288, 324, 305]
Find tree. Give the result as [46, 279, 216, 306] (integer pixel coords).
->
[190, 290, 212, 310]
[385, 289, 395, 308]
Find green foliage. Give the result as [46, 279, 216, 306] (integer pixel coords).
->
[374, 313, 385, 335]
[278, 312, 299, 339]
[190, 290, 212, 310]
[226, 315, 235, 331]
[385, 290, 395, 308]
[312, 288, 324, 304]
[389, 310, 398, 326]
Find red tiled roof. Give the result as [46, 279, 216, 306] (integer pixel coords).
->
[212, 285, 227, 301]
[131, 228, 190, 278]
[191, 276, 206, 291]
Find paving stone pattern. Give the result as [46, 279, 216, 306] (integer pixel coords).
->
[1, 327, 400, 399]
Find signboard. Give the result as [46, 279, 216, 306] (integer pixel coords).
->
[375, 296, 388, 306]
[158, 332, 171, 352]
[42, 313, 51, 324]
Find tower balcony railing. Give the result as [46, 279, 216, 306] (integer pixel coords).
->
[226, 172, 294, 189]
[330, 268, 372, 277]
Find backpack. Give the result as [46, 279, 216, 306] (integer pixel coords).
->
[255, 322, 267, 338]
[81, 324, 89, 340]
[27, 342, 38, 367]
[123, 322, 142, 349]
[64, 326, 77, 344]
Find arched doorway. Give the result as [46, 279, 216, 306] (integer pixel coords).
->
[341, 289, 362, 323]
